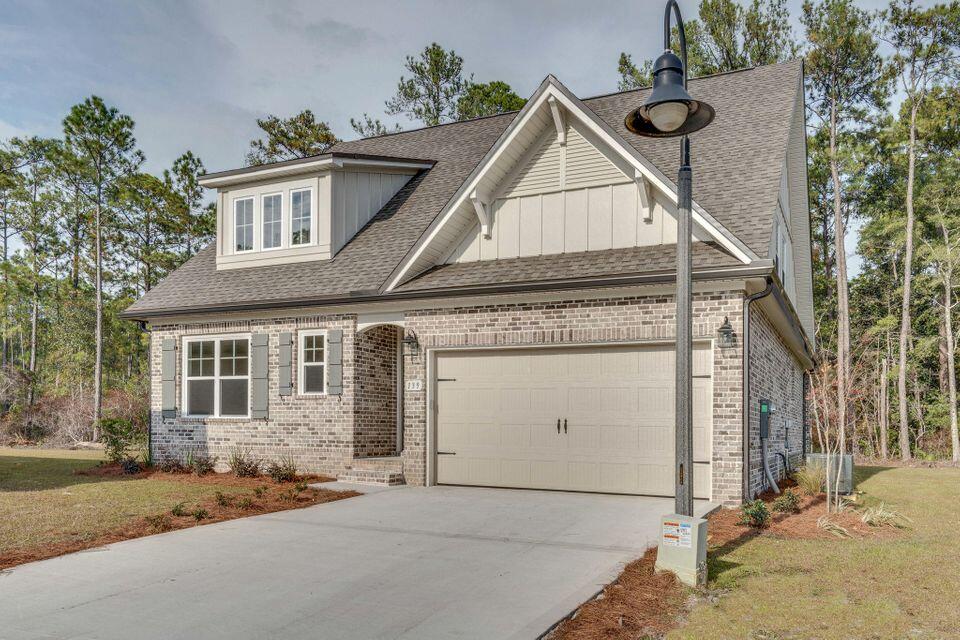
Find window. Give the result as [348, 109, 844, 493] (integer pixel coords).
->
[299, 331, 325, 394]
[234, 198, 254, 252]
[262, 193, 282, 250]
[184, 336, 250, 417]
[291, 189, 312, 246]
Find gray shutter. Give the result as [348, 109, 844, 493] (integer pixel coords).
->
[251, 333, 269, 419]
[161, 338, 176, 418]
[327, 329, 343, 395]
[278, 332, 293, 396]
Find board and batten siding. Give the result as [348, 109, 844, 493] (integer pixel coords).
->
[332, 171, 413, 255]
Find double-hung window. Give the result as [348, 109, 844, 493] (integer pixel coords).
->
[262, 193, 282, 250]
[299, 330, 325, 394]
[291, 188, 312, 246]
[184, 336, 250, 417]
[234, 198, 254, 252]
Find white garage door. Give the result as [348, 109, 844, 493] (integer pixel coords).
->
[435, 343, 712, 498]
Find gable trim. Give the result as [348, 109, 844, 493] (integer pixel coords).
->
[383, 76, 756, 292]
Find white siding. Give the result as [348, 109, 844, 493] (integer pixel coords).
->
[331, 170, 412, 254]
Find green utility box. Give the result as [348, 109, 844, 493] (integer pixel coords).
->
[805, 453, 854, 494]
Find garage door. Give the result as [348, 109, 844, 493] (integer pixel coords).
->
[435, 343, 712, 498]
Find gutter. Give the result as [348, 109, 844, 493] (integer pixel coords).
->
[121, 261, 775, 322]
[743, 278, 774, 502]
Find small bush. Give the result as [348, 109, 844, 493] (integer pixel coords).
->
[739, 499, 770, 528]
[99, 418, 143, 464]
[772, 489, 801, 513]
[171, 502, 188, 517]
[861, 503, 911, 528]
[228, 448, 261, 478]
[144, 514, 173, 533]
[237, 497, 254, 510]
[158, 458, 186, 473]
[254, 485, 268, 498]
[215, 491, 231, 507]
[121, 457, 142, 475]
[294, 481, 308, 493]
[794, 465, 826, 496]
[279, 488, 298, 502]
[266, 456, 298, 483]
[192, 507, 209, 521]
[186, 451, 216, 476]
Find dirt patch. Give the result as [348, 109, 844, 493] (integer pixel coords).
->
[0, 465, 356, 571]
[549, 487, 899, 640]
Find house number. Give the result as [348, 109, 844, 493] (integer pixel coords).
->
[405, 379, 424, 391]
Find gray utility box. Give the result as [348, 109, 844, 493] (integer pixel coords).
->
[805, 453, 854, 494]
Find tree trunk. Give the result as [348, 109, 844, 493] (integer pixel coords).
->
[829, 105, 850, 461]
[28, 283, 38, 406]
[93, 191, 104, 440]
[897, 104, 918, 461]
[941, 223, 960, 463]
[880, 353, 889, 459]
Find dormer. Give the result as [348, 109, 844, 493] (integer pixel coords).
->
[199, 153, 434, 270]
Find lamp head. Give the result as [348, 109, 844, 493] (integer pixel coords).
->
[624, 50, 715, 138]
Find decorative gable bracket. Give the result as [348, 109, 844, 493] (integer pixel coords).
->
[548, 96, 566, 145]
[635, 169, 653, 222]
[470, 190, 493, 239]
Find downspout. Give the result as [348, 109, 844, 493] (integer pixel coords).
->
[743, 278, 774, 501]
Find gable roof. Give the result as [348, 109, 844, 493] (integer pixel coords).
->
[123, 60, 802, 320]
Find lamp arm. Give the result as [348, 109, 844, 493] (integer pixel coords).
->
[663, 0, 688, 89]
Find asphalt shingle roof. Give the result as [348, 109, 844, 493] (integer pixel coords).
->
[124, 60, 800, 318]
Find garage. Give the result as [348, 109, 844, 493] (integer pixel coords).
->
[434, 343, 713, 498]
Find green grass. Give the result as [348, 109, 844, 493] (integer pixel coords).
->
[0, 448, 252, 554]
[671, 466, 960, 639]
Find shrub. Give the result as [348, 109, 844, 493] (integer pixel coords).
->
[144, 514, 173, 533]
[294, 481, 308, 493]
[772, 489, 801, 513]
[739, 499, 770, 528]
[186, 451, 216, 476]
[794, 465, 826, 496]
[266, 456, 298, 483]
[254, 485, 268, 498]
[237, 496, 254, 510]
[158, 458, 186, 474]
[215, 491, 231, 507]
[121, 457, 142, 475]
[171, 502, 188, 517]
[228, 448, 261, 478]
[99, 418, 143, 464]
[192, 507, 209, 521]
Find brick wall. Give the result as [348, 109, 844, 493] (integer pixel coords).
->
[400, 290, 747, 505]
[747, 307, 806, 497]
[353, 325, 400, 457]
[149, 314, 358, 478]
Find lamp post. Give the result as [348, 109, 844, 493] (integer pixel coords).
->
[624, 0, 714, 519]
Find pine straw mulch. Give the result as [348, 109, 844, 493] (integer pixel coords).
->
[547, 482, 900, 640]
[0, 465, 358, 571]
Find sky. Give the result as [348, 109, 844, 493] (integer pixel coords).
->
[0, 0, 904, 270]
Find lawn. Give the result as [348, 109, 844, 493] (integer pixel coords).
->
[671, 465, 960, 639]
[0, 447, 353, 567]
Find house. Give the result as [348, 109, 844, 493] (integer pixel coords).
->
[122, 60, 815, 507]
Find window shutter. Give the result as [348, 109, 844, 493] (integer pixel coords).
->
[161, 338, 176, 418]
[327, 329, 343, 395]
[251, 333, 269, 419]
[278, 332, 293, 396]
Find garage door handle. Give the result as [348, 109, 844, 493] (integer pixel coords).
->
[564, 419, 567, 434]
[557, 419, 561, 434]
[437, 451, 456, 455]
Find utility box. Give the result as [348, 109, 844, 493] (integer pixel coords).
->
[805, 453, 854, 494]
[655, 514, 708, 587]
[759, 398, 771, 439]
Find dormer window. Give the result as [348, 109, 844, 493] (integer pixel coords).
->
[291, 188, 313, 246]
[234, 197, 254, 252]
[262, 193, 283, 250]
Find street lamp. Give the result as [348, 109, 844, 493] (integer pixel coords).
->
[624, 0, 714, 520]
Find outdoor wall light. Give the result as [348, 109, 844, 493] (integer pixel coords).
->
[401, 332, 420, 357]
[717, 316, 736, 349]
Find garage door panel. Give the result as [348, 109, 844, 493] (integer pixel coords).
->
[436, 344, 713, 499]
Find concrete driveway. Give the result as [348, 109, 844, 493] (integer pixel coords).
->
[0, 485, 715, 640]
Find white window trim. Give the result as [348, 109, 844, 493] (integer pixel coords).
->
[261, 191, 285, 252]
[298, 329, 327, 395]
[182, 333, 252, 418]
[233, 197, 255, 254]
[289, 187, 316, 247]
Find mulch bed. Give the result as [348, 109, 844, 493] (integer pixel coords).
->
[548, 483, 899, 640]
[0, 464, 358, 571]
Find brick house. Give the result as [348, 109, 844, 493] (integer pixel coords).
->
[123, 61, 815, 506]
